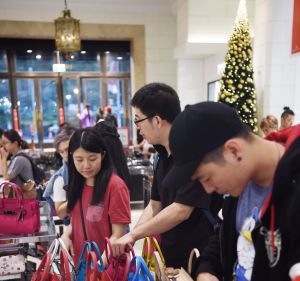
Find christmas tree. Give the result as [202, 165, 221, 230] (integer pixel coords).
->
[218, 0, 258, 133]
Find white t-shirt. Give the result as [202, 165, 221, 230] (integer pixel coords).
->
[52, 176, 67, 202]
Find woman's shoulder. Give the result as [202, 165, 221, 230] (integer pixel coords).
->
[108, 173, 127, 190]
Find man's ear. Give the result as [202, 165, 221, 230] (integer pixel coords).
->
[223, 139, 243, 162]
[154, 115, 163, 128]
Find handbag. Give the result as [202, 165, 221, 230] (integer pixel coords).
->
[128, 256, 155, 281]
[77, 241, 104, 281]
[104, 237, 135, 281]
[142, 236, 165, 279]
[47, 238, 77, 281]
[32, 247, 72, 281]
[0, 182, 40, 234]
[0, 254, 25, 276]
[86, 251, 112, 281]
[153, 252, 193, 281]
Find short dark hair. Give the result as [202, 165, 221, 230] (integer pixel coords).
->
[3, 129, 28, 149]
[281, 106, 295, 119]
[67, 128, 113, 212]
[202, 127, 253, 164]
[131, 83, 181, 123]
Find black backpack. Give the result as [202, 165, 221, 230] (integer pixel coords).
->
[16, 152, 46, 185]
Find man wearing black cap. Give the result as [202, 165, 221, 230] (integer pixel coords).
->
[111, 83, 222, 269]
[164, 101, 300, 281]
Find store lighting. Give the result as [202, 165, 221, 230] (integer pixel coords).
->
[54, 0, 81, 54]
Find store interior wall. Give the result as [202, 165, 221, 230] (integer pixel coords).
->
[0, 0, 299, 123]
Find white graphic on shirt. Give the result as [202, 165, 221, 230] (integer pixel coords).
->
[235, 208, 259, 281]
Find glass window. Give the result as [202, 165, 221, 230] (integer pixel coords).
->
[16, 79, 37, 142]
[106, 52, 130, 73]
[0, 79, 12, 130]
[61, 51, 101, 72]
[107, 79, 125, 127]
[63, 79, 80, 127]
[39, 79, 58, 143]
[0, 50, 8, 72]
[81, 78, 101, 124]
[14, 50, 55, 72]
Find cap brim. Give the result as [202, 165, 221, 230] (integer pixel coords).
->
[162, 159, 200, 190]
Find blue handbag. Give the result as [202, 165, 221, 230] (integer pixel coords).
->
[77, 241, 104, 281]
[128, 256, 155, 281]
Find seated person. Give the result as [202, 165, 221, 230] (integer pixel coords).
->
[280, 106, 295, 129]
[259, 115, 278, 136]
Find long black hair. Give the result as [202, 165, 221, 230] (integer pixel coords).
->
[94, 121, 131, 189]
[67, 128, 113, 212]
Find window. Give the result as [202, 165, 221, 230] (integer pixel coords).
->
[0, 50, 8, 72]
[0, 79, 12, 130]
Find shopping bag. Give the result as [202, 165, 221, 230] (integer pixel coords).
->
[153, 252, 193, 281]
[128, 256, 155, 281]
[104, 237, 135, 281]
[0, 254, 25, 276]
[31, 252, 59, 281]
[77, 241, 104, 281]
[0, 182, 40, 234]
[142, 236, 165, 279]
[86, 251, 111, 281]
[48, 238, 76, 280]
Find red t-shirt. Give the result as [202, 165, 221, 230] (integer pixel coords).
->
[71, 173, 131, 267]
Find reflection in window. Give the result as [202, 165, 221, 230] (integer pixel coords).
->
[16, 79, 37, 142]
[81, 79, 101, 124]
[61, 51, 101, 72]
[0, 50, 8, 72]
[39, 80, 58, 143]
[106, 52, 130, 73]
[107, 79, 125, 127]
[15, 50, 55, 72]
[63, 79, 79, 128]
[0, 79, 12, 130]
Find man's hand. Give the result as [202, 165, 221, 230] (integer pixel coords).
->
[111, 232, 135, 257]
[197, 273, 219, 281]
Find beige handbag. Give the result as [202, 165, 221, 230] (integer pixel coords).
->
[153, 248, 200, 281]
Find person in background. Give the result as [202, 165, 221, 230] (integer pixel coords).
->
[94, 121, 131, 189]
[0, 129, 32, 186]
[104, 105, 118, 127]
[259, 115, 278, 136]
[164, 102, 300, 281]
[61, 128, 130, 267]
[280, 106, 295, 130]
[111, 83, 222, 270]
[43, 126, 76, 219]
[95, 107, 105, 123]
[77, 104, 93, 128]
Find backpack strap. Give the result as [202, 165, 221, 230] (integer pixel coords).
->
[14, 152, 33, 183]
[202, 209, 220, 232]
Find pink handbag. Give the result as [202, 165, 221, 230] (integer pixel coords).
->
[0, 182, 40, 234]
[104, 238, 135, 281]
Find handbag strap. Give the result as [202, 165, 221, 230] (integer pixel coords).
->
[78, 241, 91, 267]
[153, 251, 168, 281]
[151, 237, 165, 267]
[91, 241, 105, 272]
[32, 252, 51, 281]
[87, 251, 100, 281]
[1, 182, 23, 199]
[142, 237, 151, 263]
[60, 248, 72, 281]
[187, 248, 200, 275]
[80, 197, 88, 241]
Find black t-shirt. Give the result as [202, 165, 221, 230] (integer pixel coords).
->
[151, 145, 221, 269]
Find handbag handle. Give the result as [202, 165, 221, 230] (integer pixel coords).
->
[91, 241, 105, 272]
[142, 237, 151, 263]
[129, 256, 155, 281]
[187, 248, 200, 275]
[0, 182, 24, 199]
[153, 251, 168, 281]
[78, 241, 92, 267]
[32, 252, 52, 281]
[142, 237, 165, 268]
[87, 251, 100, 281]
[60, 248, 72, 281]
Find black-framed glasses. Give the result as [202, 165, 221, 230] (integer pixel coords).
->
[134, 115, 155, 126]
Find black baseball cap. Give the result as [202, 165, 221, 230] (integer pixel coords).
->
[163, 101, 246, 189]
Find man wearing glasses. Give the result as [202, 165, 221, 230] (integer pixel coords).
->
[112, 82, 222, 269]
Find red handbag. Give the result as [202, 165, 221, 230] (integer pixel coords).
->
[86, 251, 112, 281]
[104, 238, 135, 281]
[31, 248, 72, 281]
[0, 182, 40, 234]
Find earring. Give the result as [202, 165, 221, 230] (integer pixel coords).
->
[237, 156, 242, 161]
